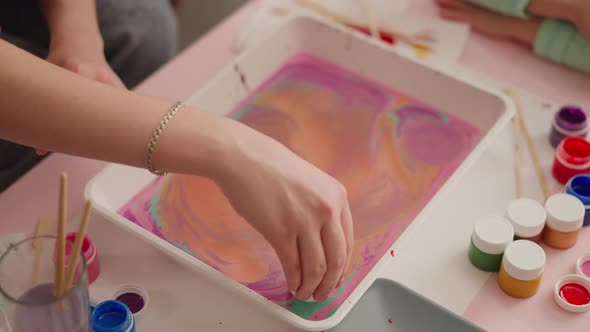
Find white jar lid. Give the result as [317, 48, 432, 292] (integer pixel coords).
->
[545, 193, 584, 233]
[471, 216, 514, 255]
[502, 240, 546, 281]
[506, 198, 546, 237]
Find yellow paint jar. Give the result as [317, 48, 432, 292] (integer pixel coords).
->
[498, 240, 546, 298]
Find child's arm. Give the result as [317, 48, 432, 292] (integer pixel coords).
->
[0, 39, 353, 302]
[438, 0, 590, 74]
[466, 0, 531, 18]
[535, 19, 590, 74]
[465, 0, 579, 20]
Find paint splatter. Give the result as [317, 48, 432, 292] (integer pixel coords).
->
[414, 45, 430, 59]
[234, 64, 250, 92]
[388, 318, 394, 324]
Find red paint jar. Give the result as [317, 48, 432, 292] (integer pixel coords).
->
[552, 137, 590, 184]
[65, 232, 100, 284]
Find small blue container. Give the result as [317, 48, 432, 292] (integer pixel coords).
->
[92, 300, 136, 332]
[564, 174, 590, 227]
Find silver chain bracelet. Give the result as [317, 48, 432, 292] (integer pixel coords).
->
[145, 101, 183, 176]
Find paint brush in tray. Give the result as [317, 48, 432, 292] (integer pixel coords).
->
[272, 0, 433, 51]
[505, 90, 551, 200]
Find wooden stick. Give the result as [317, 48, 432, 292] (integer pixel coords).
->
[513, 112, 524, 198]
[358, 0, 379, 40]
[31, 218, 49, 287]
[63, 201, 92, 292]
[54, 173, 68, 298]
[292, 0, 432, 51]
[506, 90, 551, 200]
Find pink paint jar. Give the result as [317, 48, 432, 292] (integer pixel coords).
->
[577, 253, 590, 280]
[65, 232, 100, 284]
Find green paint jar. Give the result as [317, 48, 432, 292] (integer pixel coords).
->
[468, 216, 514, 272]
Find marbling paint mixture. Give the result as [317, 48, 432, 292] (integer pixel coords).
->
[119, 54, 481, 320]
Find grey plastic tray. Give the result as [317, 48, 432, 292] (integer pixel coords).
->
[328, 279, 485, 332]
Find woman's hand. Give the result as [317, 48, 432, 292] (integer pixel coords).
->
[215, 120, 354, 302]
[0, 37, 354, 301]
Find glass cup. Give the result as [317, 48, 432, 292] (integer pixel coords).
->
[0, 235, 91, 332]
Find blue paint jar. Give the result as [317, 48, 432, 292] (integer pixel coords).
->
[92, 300, 136, 332]
[564, 174, 590, 227]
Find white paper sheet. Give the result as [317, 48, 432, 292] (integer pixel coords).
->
[236, 0, 470, 66]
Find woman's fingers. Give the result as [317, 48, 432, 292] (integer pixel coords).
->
[273, 235, 302, 292]
[337, 203, 354, 288]
[295, 230, 326, 301]
[313, 218, 347, 301]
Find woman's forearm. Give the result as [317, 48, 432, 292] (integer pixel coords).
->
[0, 40, 230, 179]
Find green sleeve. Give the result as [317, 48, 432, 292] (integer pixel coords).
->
[465, 0, 530, 18]
[534, 19, 590, 74]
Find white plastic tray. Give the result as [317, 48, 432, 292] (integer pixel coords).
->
[85, 14, 513, 331]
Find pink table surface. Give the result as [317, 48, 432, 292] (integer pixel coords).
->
[464, 228, 590, 332]
[410, 2, 590, 331]
[1, 0, 590, 330]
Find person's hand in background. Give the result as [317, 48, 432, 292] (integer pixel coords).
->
[41, 0, 124, 88]
[436, 0, 590, 45]
[41, 0, 125, 88]
[46, 36, 125, 89]
[436, 0, 541, 46]
[36, 0, 125, 156]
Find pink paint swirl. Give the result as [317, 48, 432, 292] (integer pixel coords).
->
[119, 54, 480, 320]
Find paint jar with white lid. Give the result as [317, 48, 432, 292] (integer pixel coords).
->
[468, 216, 514, 272]
[543, 193, 585, 249]
[506, 198, 546, 243]
[498, 240, 546, 298]
[92, 300, 135, 332]
[564, 174, 590, 227]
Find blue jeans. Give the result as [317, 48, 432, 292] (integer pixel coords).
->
[0, 0, 178, 191]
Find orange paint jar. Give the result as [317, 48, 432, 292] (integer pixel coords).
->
[543, 194, 584, 249]
[498, 240, 546, 298]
